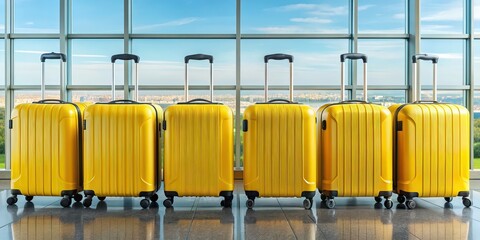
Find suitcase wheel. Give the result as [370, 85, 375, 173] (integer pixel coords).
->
[6, 196, 17, 205]
[303, 199, 313, 210]
[405, 200, 416, 209]
[140, 199, 150, 209]
[150, 194, 159, 203]
[163, 198, 173, 208]
[444, 197, 453, 203]
[246, 199, 255, 209]
[320, 194, 327, 202]
[325, 199, 335, 209]
[462, 197, 472, 208]
[60, 196, 72, 208]
[97, 196, 106, 201]
[384, 199, 393, 209]
[74, 194, 83, 202]
[397, 195, 406, 204]
[374, 197, 382, 203]
[83, 195, 93, 208]
[25, 196, 33, 202]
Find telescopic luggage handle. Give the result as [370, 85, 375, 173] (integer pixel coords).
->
[411, 54, 439, 102]
[40, 52, 66, 101]
[340, 53, 368, 102]
[184, 54, 214, 102]
[264, 53, 294, 102]
[111, 53, 140, 101]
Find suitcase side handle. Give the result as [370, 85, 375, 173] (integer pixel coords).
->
[264, 53, 294, 102]
[34, 99, 66, 104]
[340, 53, 368, 102]
[411, 54, 439, 102]
[107, 99, 139, 104]
[40, 52, 66, 101]
[111, 53, 140, 102]
[267, 99, 294, 104]
[184, 53, 214, 102]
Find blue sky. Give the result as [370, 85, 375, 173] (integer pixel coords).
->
[5, 0, 480, 91]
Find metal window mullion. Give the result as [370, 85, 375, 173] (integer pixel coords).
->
[66, 0, 73, 101]
[466, 0, 474, 169]
[60, 0, 67, 101]
[123, 0, 131, 100]
[4, 0, 13, 170]
[235, 0, 241, 170]
[349, 0, 358, 100]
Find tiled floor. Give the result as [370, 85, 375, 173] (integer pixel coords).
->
[0, 180, 479, 239]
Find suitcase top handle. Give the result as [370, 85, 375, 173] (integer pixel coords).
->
[185, 54, 213, 63]
[41, 52, 66, 62]
[184, 54, 214, 102]
[111, 54, 140, 63]
[411, 54, 439, 102]
[40, 52, 66, 101]
[111, 53, 140, 102]
[264, 53, 294, 102]
[340, 53, 368, 102]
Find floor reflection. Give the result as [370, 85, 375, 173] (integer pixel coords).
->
[163, 207, 234, 239]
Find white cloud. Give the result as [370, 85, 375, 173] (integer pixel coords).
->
[393, 13, 405, 19]
[290, 17, 331, 24]
[73, 54, 106, 58]
[135, 17, 200, 30]
[15, 50, 48, 54]
[253, 26, 347, 34]
[430, 53, 462, 60]
[358, 4, 375, 11]
[421, 8, 463, 22]
[25, 22, 34, 25]
[272, 3, 347, 16]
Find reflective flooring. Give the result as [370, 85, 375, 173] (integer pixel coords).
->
[0, 181, 479, 239]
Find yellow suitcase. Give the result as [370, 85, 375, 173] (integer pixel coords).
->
[317, 53, 393, 209]
[8, 53, 89, 208]
[243, 54, 316, 210]
[82, 54, 163, 209]
[390, 54, 470, 209]
[163, 54, 234, 208]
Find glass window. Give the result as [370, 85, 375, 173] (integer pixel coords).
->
[476, 1, 480, 33]
[71, 91, 119, 103]
[241, 39, 349, 85]
[0, 90, 4, 169]
[14, 0, 59, 33]
[14, 90, 59, 106]
[357, 40, 406, 85]
[474, 91, 480, 169]
[242, 0, 349, 34]
[421, 0, 464, 34]
[14, 40, 59, 85]
[132, 0, 235, 33]
[0, 0, 5, 30]
[71, 40, 124, 86]
[71, 0, 123, 33]
[420, 90, 464, 106]
[356, 90, 406, 107]
[476, 40, 480, 88]
[420, 40, 464, 86]
[132, 40, 235, 86]
[358, 0, 406, 33]
[0, 39, 4, 87]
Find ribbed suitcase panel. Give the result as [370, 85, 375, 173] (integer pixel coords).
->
[11, 103, 81, 196]
[320, 103, 392, 197]
[395, 103, 469, 197]
[164, 104, 234, 196]
[243, 104, 316, 197]
[83, 104, 161, 197]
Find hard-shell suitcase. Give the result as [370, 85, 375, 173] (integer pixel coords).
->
[317, 53, 393, 209]
[8, 52, 87, 207]
[243, 54, 316, 210]
[389, 54, 471, 209]
[82, 54, 163, 209]
[162, 54, 234, 208]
